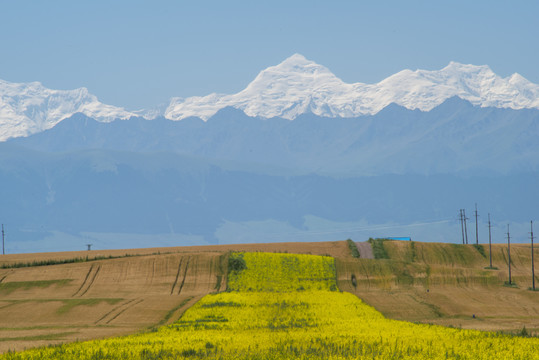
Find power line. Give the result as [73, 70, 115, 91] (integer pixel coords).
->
[233, 218, 453, 238]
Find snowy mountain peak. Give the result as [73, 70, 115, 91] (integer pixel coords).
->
[247, 53, 342, 88]
[274, 53, 310, 66]
[165, 54, 351, 121]
[442, 61, 492, 73]
[0, 79, 141, 140]
[268, 53, 330, 74]
[165, 55, 539, 121]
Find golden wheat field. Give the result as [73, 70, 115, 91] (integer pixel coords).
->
[2, 251, 537, 360]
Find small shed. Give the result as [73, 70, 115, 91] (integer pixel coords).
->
[386, 237, 412, 241]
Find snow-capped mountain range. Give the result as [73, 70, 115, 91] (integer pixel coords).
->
[1, 53, 539, 140]
[0, 80, 142, 141]
[166, 54, 539, 121]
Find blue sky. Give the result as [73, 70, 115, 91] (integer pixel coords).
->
[1, 0, 538, 110]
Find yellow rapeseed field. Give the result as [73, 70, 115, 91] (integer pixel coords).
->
[2, 252, 538, 359]
[227, 252, 337, 292]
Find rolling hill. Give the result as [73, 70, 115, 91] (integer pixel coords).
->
[0, 240, 537, 353]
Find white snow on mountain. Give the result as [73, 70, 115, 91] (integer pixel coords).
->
[165, 54, 539, 120]
[0, 80, 141, 140]
[2, 54, 539, 141]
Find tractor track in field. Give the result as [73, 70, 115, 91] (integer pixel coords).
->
[177, 257, 191, 295]
[150, 259, 156, 284]
[73, 265, 95, 296]
[105, 299, 144, 325]
[95, 299, 137, 324]
[170, 258, 184, 295]
[74, 264, 101, 297]
[163, 295, 201, 325]
[79, 265, 101, 297]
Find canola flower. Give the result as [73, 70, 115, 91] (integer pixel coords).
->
[227, 252, 337, 292]
[2, 252, 538, 359]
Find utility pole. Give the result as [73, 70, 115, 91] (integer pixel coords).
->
[474, 203, 479, 245]
[86, 244, 92, 251]
[463, 209, 469, 245]
[488, 214, 492, 268]
[507, 224, 512, 285]
[531, 221, 536, 291]
[459, 209, 466, 244]
[1, 224, 4, 255]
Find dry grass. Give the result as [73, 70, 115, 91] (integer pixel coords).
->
[0, 251, 229, 352]
[337, 241, 539, 334]
[0, 241, 351, 267]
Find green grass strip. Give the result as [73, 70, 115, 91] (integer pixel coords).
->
[0, 332, 76, 342]
[346, 239, 360, 258]
[368, 238, 390, 259]
[0, 280, 72, 294]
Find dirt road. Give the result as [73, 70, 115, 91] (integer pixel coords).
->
[355, 241, 374, 259]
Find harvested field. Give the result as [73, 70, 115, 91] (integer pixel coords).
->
[0, 251, 228, 352]
[337, 240, 539, 333]
[0, 241, 350, 268]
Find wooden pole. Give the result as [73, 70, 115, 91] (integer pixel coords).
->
[507, 224, 511, 285]
[531, 221, 535, 291]
[1, 224, 4, 255]
[474, 203, 479, 245]
[488, 214, 492, 268]
[464, 209, 469, 245]
[460, 209, 466, 244]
